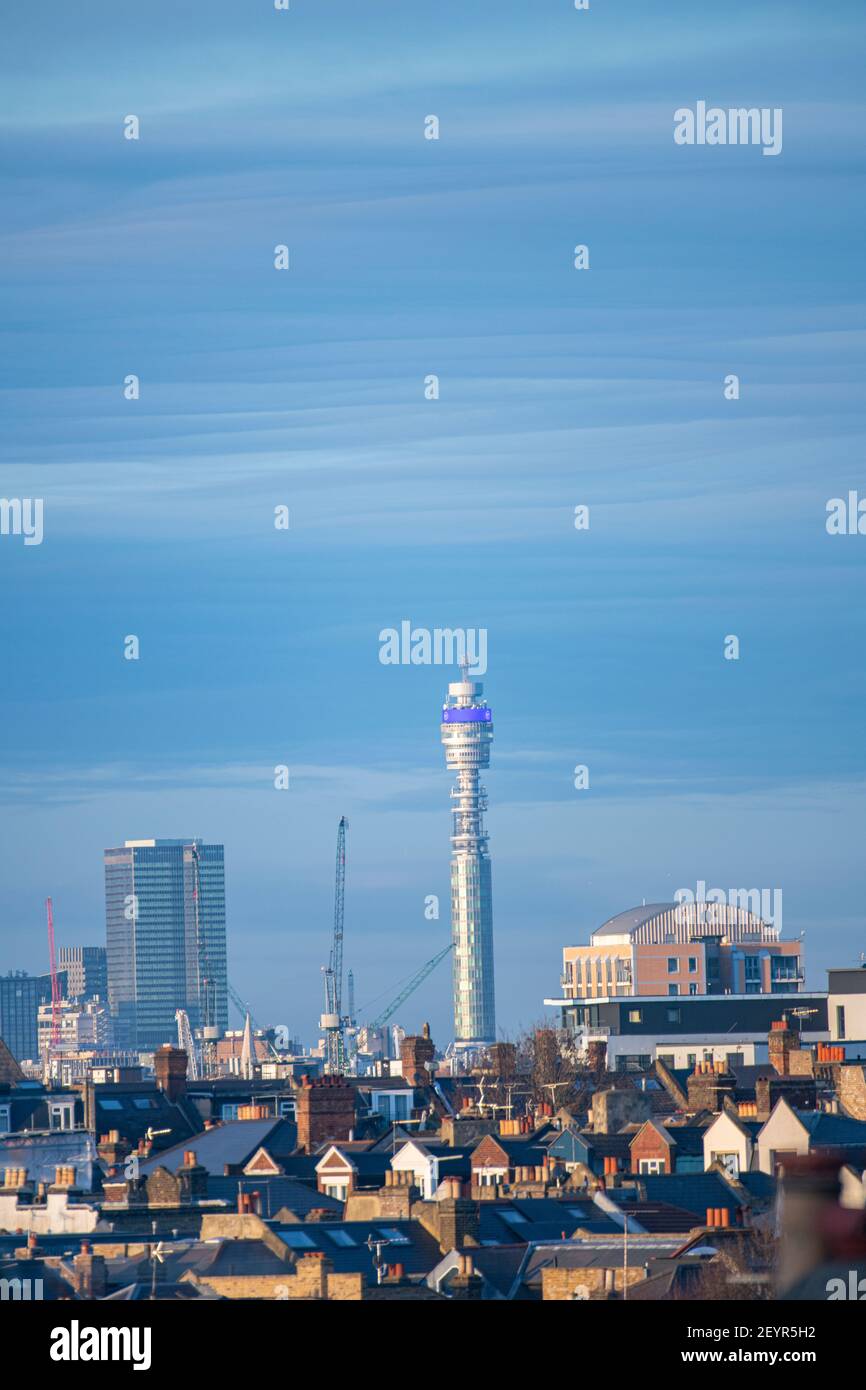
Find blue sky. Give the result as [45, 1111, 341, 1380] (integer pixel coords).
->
[1, 0, 864, 1045]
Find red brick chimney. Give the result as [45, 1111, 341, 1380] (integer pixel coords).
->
[769, 1016, 799, 1076]
[73, 1240, 108, 1299]
[154, 1045, 188, 1101]
[400, 1023, 436, 1088]
[295, 1075, 355, 1153]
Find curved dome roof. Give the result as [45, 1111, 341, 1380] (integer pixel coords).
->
[592, 904, 680, 939]
[591, 901, 773, 944]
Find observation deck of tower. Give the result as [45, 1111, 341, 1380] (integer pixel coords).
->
[440, 660, 495, 1049]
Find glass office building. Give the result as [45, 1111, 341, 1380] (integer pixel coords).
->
[0, 971, 65, 1062]
[57, 945, 108, 1003]
[104, 839, 227, 1050]
[441, 670, 496, 1050]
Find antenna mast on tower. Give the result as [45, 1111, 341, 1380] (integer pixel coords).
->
[321, 816, 348, 1074]
[45, 897, 61, 1074]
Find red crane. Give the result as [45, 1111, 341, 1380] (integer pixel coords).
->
[45, 896, 61, 1053]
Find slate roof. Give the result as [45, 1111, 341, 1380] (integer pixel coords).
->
[137, 1118, 298, 1178]
[575, 1132, 634, 1161]
[317, 1149, 391, 1183]
[514, 1237, 694, 1296]
[622, 1202, 707, 1233]
[103, 1281, 223, 1300]
[460, 1245, 526, 1298]
[731, 1064, 776, 1092]
[0, 1256, 73, 1301]
[477, 1197, 621, 1246]
[0, 1040, 24, 1084]
[0, 1130, 98, 1190]
[197, 1241, 290, 1276]
[93, 1085, 203, 1155]
[613, 1261, 707, 1300]
[366, 1126, 422, 1152]
[272, 1219, 443, 1282]
[204, 1175, 343, 1217]
[276, 1155, 321, 1183]
[796, 1110, 866, 1147]
[637, 1171, 761, 1217]
[661, 1125, 709, 1157]
[737, 1171, 776, 1197]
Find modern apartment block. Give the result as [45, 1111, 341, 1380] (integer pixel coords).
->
[104, 839, 227, 1051]
[57, 946, 108, 1003]
[543, 989, 829, 1073]
[558, 902, 803, 1002]
[827, 966, 866, 1043]
[441, 667, 495, 1050]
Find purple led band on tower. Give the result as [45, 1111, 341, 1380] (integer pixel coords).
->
[441, 707, 492, 723]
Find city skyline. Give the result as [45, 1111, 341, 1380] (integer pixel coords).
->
[1, 0, 864, 1045]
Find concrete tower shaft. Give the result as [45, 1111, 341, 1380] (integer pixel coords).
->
[441, 667, 496, 1049]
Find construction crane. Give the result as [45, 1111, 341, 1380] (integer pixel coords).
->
[349, 942, 453, 1058]
[190, 844, 219, 1074]
[347, 970, 356, 1029]
[188, 847, 281, 1069]
[321, 816, 348, 1074]
[44, 897, 61, 1069]
[227, 980, 258, 1029]
[175, 1009, 200, 1080]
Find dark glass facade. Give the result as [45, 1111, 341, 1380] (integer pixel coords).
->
[105, 840, 227, 1050]
[0, 971, 65, 1061]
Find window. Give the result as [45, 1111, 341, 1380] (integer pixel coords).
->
[377, 1227, 411, 1245]
[771, 957, 800, 982]
[836, 1006, 846, 1040]
[282, 1231, 317, 1249]
[100, 1099, 123, 1111]
[500, 1210, 529, 1227]
[713, 1152, 740, 1178]
[667, 958, 679, 974]
[689, 983, 698, 995]
[686, 1053, 696, 1069]
[50, 1104, 73, 1131]
[326, 1230, 357, 1248]
[668, 984, 679, 997]
[688, 957, 698, 973]
[666, 1007, 681, 1024]
[628, 1009, 642, 1024]
[0, 1104, 10, 1134]
[638, 1158, 664, 1174]
[657, 1055, 675, 1069]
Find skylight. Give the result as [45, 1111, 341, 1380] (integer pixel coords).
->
[377, 1227, 411, 1245]
[281, 1231, 317, 1249]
